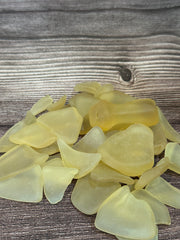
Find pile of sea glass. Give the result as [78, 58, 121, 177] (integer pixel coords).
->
[0, 81, 179, 240]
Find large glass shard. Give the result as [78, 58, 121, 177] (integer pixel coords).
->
[0, 145, 48, 180]
[146, 177, 180, 209]
[165, 142, 180, 174]
[90, 162, 134, 185]
[99, 90, 134, 104]
[10, 122, 56, 148]
[37, 107, 83, 144]
[73, 126, 106, 153]
[71, 175, 120, 215]
[57, 138, 101, 179]
[95, 186, 156, 240]
[89, 99, 159, 131]
[0, 165, 43, 202]
[133, 189, 171, 225]
[43, 165, 78, 204]
[98, 124, 154, 176]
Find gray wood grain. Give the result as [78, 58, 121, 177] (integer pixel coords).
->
[0, 1, 180, 239]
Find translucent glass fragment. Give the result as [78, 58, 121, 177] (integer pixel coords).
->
[30, 95, 53, 115]
[47, 95, 67, 111]
[151, 122, 167, 155]
[71, 175, 120, 215]
[165, 142, 180, 174]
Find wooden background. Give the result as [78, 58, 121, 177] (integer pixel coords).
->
[0, 1, 180, 239]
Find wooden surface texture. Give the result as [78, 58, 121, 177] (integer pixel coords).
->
[0, 1, 180, 239]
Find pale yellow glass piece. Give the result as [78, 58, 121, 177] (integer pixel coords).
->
[43, 165, 78, 204]
[105, 130, 119, 138]
[0, 165, 43, 202]
[74, 81, 101, 95]
[135, 157, 169, 190]
[95, 83, 114, 97]
[0, 121, 25, 152]
[99, 90, 134, 104]
[116, 227, 158, 240]
[30, 95, 53, 115]
[80, 114, 92, 135]
[37, 107, 83, 144]
[133, 189, 171, 225]
[71, 175, 120, 215]
[57, 138, 101, 179]
[165, 142, 180, 174]
[73, 127, 106, 153]
[95, 186, 156, 240]
[146, 177, 180, 209]
[47, 95, 67, 111]
[98, 124, 154, 176]
[90, 162, 134, 185]
[151, 122, 167, 155]
[0, 145, 48, 180]
[34, 142, 59, 155]
[43, 158, 63, 168]
[89, 99, 159, 131]
[10, 122, 56, 148]
[23, 110, 36, 125]
[69, 92, 99, 117]
[158, 107, 180, 143]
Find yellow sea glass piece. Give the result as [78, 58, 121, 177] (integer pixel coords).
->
[0, 121, 25, 152]
[151, 122, 167, 155]
[95, 186, 156, 240]
[43, 165, 78, 204]
[132, 189, 171, 225]
[146, 177, 180, 209]
[165, 142, 180, 174]
[73, 127, 106, 153]
[71, 175, 120, 215]
[95, 83, 114, 97]
[43, 157, 63, 167]
[10, 122, 56, 148]
[80, 114, 92, 135]
[0, 165, 43, 202]
[74, 81, 101, 95]
[89, 99, 159, 131]
[90, 162, 134, 185]
[69, 92, 99, 117]
[23, 110, 36, 125]
[47, 95, 67, 111]
[98, 124, 154, 176]
[158, 107, 180, 143]
[0, 145, 48, 180]
[34, 142, 59, 155]
[135, 157, 169, 190]
[99, 90, 134, 104]
[37, 107, 83, 144]
[57, 138, 101, 179]
[30, 95, 53, 115]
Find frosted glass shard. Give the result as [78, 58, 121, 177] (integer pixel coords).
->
[0, 145, 48, 180]
[165, 142, 180, 174]
[73, 127, 106, 153]
[151, 122, 167, 155]
[47, 95, 67, 111]
[99, 90, 134, 104]
[43, 165, 78, 204]
[133, 189, 171, 225]
[30, 95, 53, 115]
[158, 108, 180, 143]
[0, 165, 43, 202]
[57, 138, 101, 179]
[146, 177, 180, 209]
[0, 121, 25, 152]
[37, 107, 83, 144]
[95, 186, 156, 240]
[34, 142, 59, 155]
[10, 122, 56, 148]
[43, 158, 64, 168]
[135, 157, 169, 190]
[69, 92, 99, 117]
[98, 124, 154, 176]
[90, 162, 134, 185]
[74, 81, 101, 95]
[71, 175, 120, 215]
